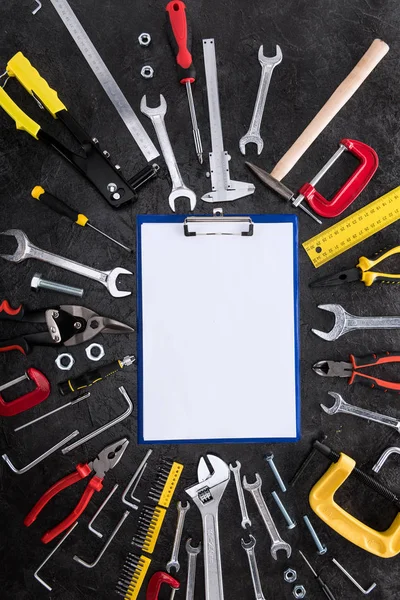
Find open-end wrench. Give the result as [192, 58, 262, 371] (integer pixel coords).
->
[229, 461, 251, 529]
[312, 304, 400, 341]
[185, 454, 230, 600]
[167, 501, 190, 573]
[239, 45, 282, 155]
[0, 230, 132, 298]
[321, 391, 400, 434]
[241, 535, 266, 600]
[242, 473, 291, 559]
[140, 95, 196, 212]
[185, 538, 201, 600]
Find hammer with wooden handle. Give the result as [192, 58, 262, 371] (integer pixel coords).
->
[271, 39, 389, 182]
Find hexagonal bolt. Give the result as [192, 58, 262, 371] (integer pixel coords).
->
[31, 273, 84, 297]
[264, 452, 286, 492]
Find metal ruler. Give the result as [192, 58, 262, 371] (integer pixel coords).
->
[49, 0, 159, 162]
[303, 186, 400, 267]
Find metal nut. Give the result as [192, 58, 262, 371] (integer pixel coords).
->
[284, 569, 297, 583]
[293, 585, 306, 599]
[55, 353, 75, 371]
[138, 32, 151, 47]
[85, 343, 105, 362]
[141, 65, 154, 79]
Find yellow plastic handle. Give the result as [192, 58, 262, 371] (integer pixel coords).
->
[0, 87, 40, 138]
[309, 452, 400, 558]
[6, 52, 66, 118]
[358, 246, 400, 286]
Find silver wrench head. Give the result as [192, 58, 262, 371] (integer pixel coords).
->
[0, 229, 31, 262]
[140, 94, 167, 118]
[312, 304, 350, 341]
[258, 44, 283, 67]
[104, 267, 133, 298]
[185, 454, 230, 502]
[169, 186, 197, 213]
[320, 391, 346, 415]
[241, 534, 256, 551]
[239, 133, 264, 156]
[229, 460, 242, 473]
[242, 472, 262, 492]
[186, 538, 202, 555]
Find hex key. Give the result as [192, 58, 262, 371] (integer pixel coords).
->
[34, 522, 79, 591]
[61, 386, 133, 454]
[88, 484, 119, 538]
[2, 430, 79, 474]
[74, 510, 130, 568]
[121, 449, 153, 509]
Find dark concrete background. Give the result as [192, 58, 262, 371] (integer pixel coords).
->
[0, 0, 399, 598]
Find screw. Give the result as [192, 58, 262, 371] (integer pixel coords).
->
[271, 491, 296, 529]
[107, 183, 118, 193]
[112, 192, 121, 201]
[31, 274, 84, 298]
[303, 515, 327, 555]
[264, 452, 286, 492]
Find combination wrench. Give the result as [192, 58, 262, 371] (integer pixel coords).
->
[321, 391, 400, 434]
[140, 94, 196, 212]
[239, 45, 282, 155]
[241, 535, 266, 600]
[185, 538, 201, 600]
[229, 461, 251, 529]
[242, 473, 291, 559]
[0, 230, 132, 298]
[312, 304, 400, 341]
[166, 501, 190, 573]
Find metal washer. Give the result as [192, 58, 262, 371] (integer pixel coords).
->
[55, 353, 75, 371]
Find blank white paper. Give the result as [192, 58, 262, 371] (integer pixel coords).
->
[138, 218, 299, 443]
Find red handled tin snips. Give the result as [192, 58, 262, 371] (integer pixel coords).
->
[24, 438, 129, 543]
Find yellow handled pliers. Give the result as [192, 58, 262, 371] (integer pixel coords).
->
[310, 246, 400, 287]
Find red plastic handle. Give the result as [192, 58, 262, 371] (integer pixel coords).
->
[349, 352, 400, 392]
[0, 367, 50, 417]
[24, 463, 92, 527]
[146, 572, 180, 600]
[300, 139, 379, 218]
[42, 475, 104, 543]
[0, 300, 24, 319]
[166, 1, 195, 84]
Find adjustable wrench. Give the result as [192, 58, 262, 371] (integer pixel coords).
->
[312, 304, 400, 341]
[229, 461, 251, 529]
[185, 454, 230, 600]
[0, 230, 132, 298]
[241, 535, 266, 600]
[242, 473, 291, 559]
[239, 45, 282, 155]
[185, 538, 201, 600]
[166, 501, 190, 573]
[321, 391, 400, 434]
[140, 95, 196, 212]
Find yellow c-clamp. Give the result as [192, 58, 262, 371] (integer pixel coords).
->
[309, 441, 400, 558]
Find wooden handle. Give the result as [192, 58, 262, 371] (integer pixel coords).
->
[271, 39, 389, 181]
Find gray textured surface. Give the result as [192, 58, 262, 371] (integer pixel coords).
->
[0, 0, 399, 599]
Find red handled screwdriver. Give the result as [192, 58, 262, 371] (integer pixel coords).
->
[166, 0, 203, 164]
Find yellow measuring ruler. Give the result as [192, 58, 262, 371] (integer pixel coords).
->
[303, 186, 400, 267]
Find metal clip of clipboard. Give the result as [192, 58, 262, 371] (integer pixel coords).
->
[184, 209, 254, 237]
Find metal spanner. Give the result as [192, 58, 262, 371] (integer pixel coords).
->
[140, 94, 196, 212]
[321, 391, 400, 434]
[242, 473, 291, 559]
[0, 230, 132, 298]
[239, 45, 282, 155]
[185, 454, 230, 600]
[185, 538, 201, 600]
[241, 535, 266, 600]
[166, 501, 190, 573]
[312, 304, 400, 341]
[229, 461, 251, 529]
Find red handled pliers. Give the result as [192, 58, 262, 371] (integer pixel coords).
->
[24, 437, 129, 544]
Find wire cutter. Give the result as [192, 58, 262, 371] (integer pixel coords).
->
[24, 438, 129, 543]
[310, 246, 400, 287]
[0, 52, 157, 208]
[0, 300, 134, 354]
[313, 352, 400, 392]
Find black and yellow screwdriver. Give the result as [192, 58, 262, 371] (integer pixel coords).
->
[31, 186, 132, 253]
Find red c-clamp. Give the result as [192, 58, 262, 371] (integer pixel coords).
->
[0, 367, 51, 416]
[298, 139, 378, 218]
[146, 572, 180, 600]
